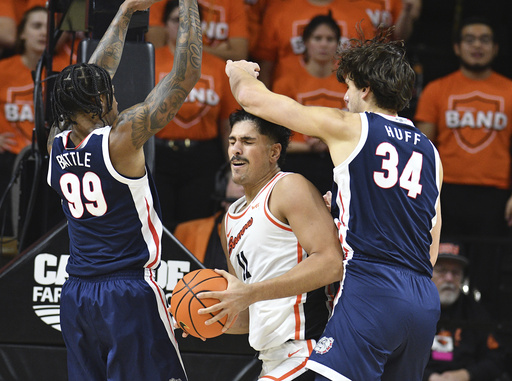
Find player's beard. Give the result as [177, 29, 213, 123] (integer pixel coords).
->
[439, 284, 460, 307]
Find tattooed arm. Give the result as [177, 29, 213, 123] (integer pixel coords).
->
[109, 0, 202, 177]
[88, 0, 161, 77]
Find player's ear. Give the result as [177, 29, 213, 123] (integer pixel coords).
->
[270, 143, 281, 163]
[361, 86, 370, 99]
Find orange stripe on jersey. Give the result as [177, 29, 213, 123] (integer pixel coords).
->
[227, 173, 280, 220]
[263, 173, 293, 231]
[264, 204, 293, 232]
[145, 198, 161, 268]
[293, 295, 302, 340]
[294, 242, 304, 340]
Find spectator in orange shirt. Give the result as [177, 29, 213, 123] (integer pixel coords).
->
[153, 0, 238, 230]
[415, 17, 512, 238]
[273, 12, 347, 194]
[0, 6, 47, 235]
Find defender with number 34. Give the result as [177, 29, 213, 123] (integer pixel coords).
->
[218, 27, 443, 381]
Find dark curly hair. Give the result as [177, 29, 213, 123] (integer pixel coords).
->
[229, 109, 291, 167]
[336, 27, 414, 112]
[51, 63, 114, 127]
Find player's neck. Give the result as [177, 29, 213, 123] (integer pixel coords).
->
[241, 169, 280, 208]
[360, 95, 397, 116]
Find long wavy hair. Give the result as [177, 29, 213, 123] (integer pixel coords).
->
[336, 27, 415, 112]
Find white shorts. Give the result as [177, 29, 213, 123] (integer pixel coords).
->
[258, 339, 315, 380]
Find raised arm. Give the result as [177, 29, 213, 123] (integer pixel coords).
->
[118, 0, 201, 143]
[226, 59, 361, 166]
[88, 0, 161, 78]
[108, 0, 202, 176]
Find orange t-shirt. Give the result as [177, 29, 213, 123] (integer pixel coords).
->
[0, 55, 35, 154]
[199, 0, 249, 47]
[154, 48, 238, 140]
[244, 0, 270, 57]
[0, 0, 46, 23]
[415, 70, 512, 189]
[174, 211, 223, 263]
[149, 1, 166, 26]
[254, 0, 402, 76]
[272, 56, 347, 143]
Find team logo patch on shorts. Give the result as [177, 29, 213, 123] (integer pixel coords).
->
[314, 337, 334, 354]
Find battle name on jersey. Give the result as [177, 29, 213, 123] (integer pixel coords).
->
[55, 151, 92, 169]
[384, 125, 422, 145]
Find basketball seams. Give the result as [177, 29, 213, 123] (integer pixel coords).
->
[170, 269, 228, 339]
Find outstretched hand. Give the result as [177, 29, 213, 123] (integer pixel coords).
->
[225, 60, 260, 79]
[196, 269, 251, 332]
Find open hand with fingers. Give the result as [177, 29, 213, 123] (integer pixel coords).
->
[197, 269, 250, 333]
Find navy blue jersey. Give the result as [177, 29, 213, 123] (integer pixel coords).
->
[331, 112, 441, 276]
[47, 127, 163, 277]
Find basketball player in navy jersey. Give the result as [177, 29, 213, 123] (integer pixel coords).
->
[204, 28, 443, 380]
[46, 0, 201, 380]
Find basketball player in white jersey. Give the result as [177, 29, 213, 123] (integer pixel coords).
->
[198, 109, 343, 381]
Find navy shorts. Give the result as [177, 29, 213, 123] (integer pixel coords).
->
[307, 260, 440, 381]
[60, 269, 187, 381]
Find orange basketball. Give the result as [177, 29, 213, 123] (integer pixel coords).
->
[170, 269, 228, 339]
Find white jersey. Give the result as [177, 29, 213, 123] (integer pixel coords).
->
[225, 172, 333, 351]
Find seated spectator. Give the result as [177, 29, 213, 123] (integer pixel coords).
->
[173, 163, 244, 270]
[425, 241, 507, 381]
[415, 17, 512, 238]
[0, 6, 48, 236]
[153, 0, 238, 230]
[272, 12, 346, 194]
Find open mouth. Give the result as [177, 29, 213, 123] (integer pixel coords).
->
[231, 160, 246, 167]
